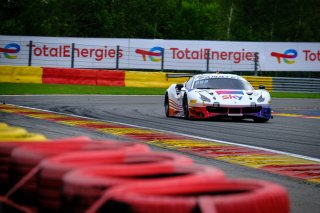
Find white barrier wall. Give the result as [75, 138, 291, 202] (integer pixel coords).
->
[0, 35, 319, 71]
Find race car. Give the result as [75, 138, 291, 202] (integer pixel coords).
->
[164, 73, 272, 122]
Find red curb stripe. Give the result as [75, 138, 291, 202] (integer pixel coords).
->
[180, 146, 277, 157]
[124, 133, 187, 141]
[79, 123, 126, 129]
[44, 117, 86, 121]
[14, 112, 52, 115]
[261, 164, 320, 180]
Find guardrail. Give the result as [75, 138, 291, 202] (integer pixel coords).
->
[273, 77, 320, 93]
[0, 66, 319, 93]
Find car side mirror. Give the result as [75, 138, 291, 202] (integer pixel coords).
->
[176, 83, 184, 91]
[259, 84, 265, 90]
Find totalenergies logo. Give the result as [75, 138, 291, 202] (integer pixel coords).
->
[135, 46, 163, 62]
[0, 43, 21, 59]
[271, 49, 298, 64]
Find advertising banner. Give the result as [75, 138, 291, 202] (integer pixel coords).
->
[0, 35, 319, 71]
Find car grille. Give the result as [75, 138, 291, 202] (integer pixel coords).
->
[206, 106, 262, 114]
[242, 106, 262, 113]
[229, 108, 241, 114]
[206, 107, 228, 113]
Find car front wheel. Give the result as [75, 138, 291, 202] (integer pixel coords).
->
[164, 93, 170, 117]
[183, 95, 190, 119]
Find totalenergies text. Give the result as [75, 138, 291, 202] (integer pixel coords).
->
[170, 48, 257, 63]
[26, 44, 123, 61]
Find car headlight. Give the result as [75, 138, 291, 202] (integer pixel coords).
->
[199, 94, 211, 103]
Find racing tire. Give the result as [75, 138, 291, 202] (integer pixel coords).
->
[61, 152, 196, 212]
[90, 178, 288, 213]
[164, 93, 170, 117]
[183, 95, 190, 120]
[8, 139, 148, 208]
[36, 144, 150, 212]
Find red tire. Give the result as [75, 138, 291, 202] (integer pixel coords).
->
[7, 139, 149, 208]
[63, 162, 224, 213]
[89, 178, 288, 213]
[37, 151, 189, 212]
[0, 136, 90, 194]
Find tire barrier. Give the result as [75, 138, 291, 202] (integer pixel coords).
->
[63, 163, 223, 213]
[0, 127, 28, 138]
[0, 133, 47, 142]
[0, 124, 46, 142]
[37, 151, 192, 212]
[0, 136, 90, 195]
[6, 139, 149, 208]
[0, 122, 289, 213]
[88, 178, 289, 213]
[0, 123, 47, 195]
[0, 123, 9, 129]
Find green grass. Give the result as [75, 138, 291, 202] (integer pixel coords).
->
[270, 92, 320, 98]
[0, 83, 319, 98]
[0, 83, 166, 95]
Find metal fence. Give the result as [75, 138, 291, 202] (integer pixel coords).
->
[273, 77, 320, 93]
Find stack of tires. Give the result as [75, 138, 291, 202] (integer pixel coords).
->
[0, 122, 289, 213]
[62, 162, 223, 213]
[0, 122, 46, 142]
[6, 139, 149, 211]
[37, 151, 194, 212]
[87, 177, 289, 213]
[0, 123, 47, 195]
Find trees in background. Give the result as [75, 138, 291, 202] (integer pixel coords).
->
[0, 0, 319, 41]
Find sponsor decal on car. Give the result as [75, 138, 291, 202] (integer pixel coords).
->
[222, 95, 243, 100]
[216, 90, 244, 95]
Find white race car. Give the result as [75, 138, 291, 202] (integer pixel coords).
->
[164, 73, 272, 122]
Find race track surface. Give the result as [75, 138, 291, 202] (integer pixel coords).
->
[1, 95, 320, 212]
[2, 95, 319, 158]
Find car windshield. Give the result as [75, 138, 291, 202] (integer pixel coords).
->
[193, 78, 253, 90]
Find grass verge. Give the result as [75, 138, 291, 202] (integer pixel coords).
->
[0, 83, 166, 95]
[0, 83, 319, 98]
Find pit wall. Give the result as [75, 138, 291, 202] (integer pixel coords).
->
[0, 66, 272, 91]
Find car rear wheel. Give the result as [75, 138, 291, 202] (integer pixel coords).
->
[164, 93, 170, 117]
[183, 95, 190, 119]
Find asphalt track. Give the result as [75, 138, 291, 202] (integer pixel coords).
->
[1, 95, 320, 212]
